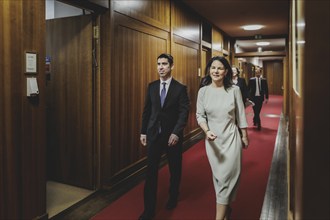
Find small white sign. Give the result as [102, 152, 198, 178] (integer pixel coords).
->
[26, 52, 37, 73]
[27, 77, 39, 97]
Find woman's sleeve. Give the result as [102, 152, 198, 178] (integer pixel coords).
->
[196, 88, 207, 125]
[234, 87, 248, 128]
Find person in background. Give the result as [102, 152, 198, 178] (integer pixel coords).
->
[232, 66, 249, 107]
[196, 56, 249, 220]
[139, 53, 190, 220]
[248, 67, 269, 130]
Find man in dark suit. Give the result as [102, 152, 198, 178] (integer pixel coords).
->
[139, 53, 190, 220]
[248, 67, 269, 130]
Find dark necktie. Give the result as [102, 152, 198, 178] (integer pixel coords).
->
[256, 77, 261, 93]
[160, 82, 166, 107]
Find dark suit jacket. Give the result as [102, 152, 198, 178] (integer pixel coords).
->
[141, 79, 190, 142]
[248, 77, 269, 101]
[234, 77, 249, 104]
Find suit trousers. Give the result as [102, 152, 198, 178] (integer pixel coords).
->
[252, 96, 264, 125]
[143, 133, 182, 216]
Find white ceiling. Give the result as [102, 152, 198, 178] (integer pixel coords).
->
[236, 38, 286, 52]
[182, 0, 289, 53]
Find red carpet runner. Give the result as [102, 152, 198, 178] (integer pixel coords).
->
[92, 95, 283, 220]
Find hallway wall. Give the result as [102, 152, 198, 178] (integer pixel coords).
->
[99, 0, 215, 186]
[0, 0, 47, 219]
[9, 1, 330, 219]
[288, 0, 330, 219]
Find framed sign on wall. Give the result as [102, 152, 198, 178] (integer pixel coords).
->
[25, 51, 38, 74]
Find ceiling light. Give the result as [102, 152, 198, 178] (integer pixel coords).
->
[256, 42, 270, 46]
[242, 25, 263, 30]
[296, 22, 305, 27]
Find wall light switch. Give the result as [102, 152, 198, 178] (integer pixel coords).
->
[27, 77, 39, 97]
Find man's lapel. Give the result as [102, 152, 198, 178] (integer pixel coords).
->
[152, 80, 161, 108]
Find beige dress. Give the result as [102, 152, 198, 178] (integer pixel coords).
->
[196, 85, 248, 204]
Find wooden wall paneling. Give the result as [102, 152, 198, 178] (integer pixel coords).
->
[212, 27, 224, 56]
[22, 0, 47, 216]
[283, 48, 289, 117]
[0, 2, 22, 219]
[264, 60, 284, 95]
[100, 8, 112, 187]
[94, 14, 102, 189]
[300, 0, 330, 218]
[201, 47, 211, 77]
[0, 0, 46, 219]
[288, 3, 295, 216]
[273, 61, 283, 95]
[113, 0, 170, 32]
[46, 15, 94, 189]
[172, 0, 201, 44]
[113, 12, 170, 40]
[263, 62, 271, 92]
[202, 20, 212, 43]
[172, 35, 200, 138]
[105, 12, 170, 180]
[212, 50, 222, 57]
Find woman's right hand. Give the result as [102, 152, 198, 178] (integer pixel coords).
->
[242, 136, 249, 148]
[206, 130, 217, 141]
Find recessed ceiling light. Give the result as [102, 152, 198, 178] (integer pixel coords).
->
[296, 22, 305, 27]
[256, 42, 270, 46]
[297, 40, 305, 44]
[242, 25, 263, 30]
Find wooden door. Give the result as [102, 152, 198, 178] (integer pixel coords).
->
[264, 60, 284, 95]
[201, 47, 211, 77]
[46, 15, 94, 189]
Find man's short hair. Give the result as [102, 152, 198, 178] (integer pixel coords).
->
[157, 53, 174, 65]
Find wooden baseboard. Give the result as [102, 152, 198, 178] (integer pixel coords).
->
[33, 213, 48, 220]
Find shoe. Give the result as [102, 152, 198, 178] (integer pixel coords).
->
[253, 122, 256, 126]
[226, 206, 232, 219]
[138, 215, 153, 220]
[138, 212, 154, 220]
[257, 124, 261, 130]
[166, 197, 178, 210]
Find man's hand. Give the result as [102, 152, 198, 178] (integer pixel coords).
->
[168, 134, 179, 146]
[140, 135, 147, 146]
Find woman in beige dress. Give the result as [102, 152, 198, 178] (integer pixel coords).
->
[196, 56, 249, 220]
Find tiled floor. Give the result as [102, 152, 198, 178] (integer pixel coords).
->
[47, 181, 94, 218]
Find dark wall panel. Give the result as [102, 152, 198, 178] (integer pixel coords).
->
[172, 1, 200, 44]
[264, 60, 284, 95]
[102, 12, 170, 180]
[101, 0, 203, 185]
[46, 15, 94, 189]
[0, 0, 46, 219]
[172, 36, 200, 137]
[113, 0, 170, 31]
